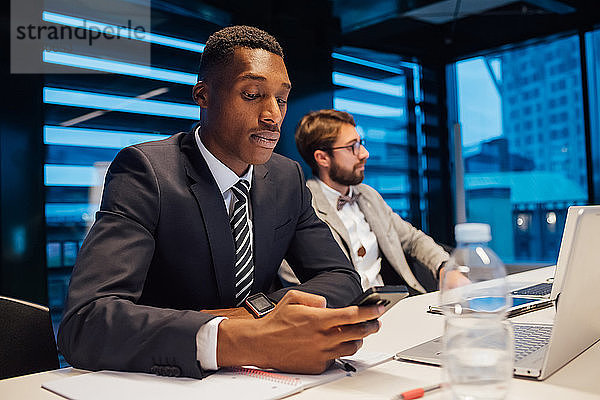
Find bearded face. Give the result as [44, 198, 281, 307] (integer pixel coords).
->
[328, 155, 365, 186]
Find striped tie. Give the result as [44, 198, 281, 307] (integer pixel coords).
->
[230, 180, 253, 305]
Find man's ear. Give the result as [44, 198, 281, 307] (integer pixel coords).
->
[314, 149, 331, 170]
[192, 81, 209, 107]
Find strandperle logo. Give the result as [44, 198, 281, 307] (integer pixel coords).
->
[14, 19, 147, 47]
[11, 0, 151, 74]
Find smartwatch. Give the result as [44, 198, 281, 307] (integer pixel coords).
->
[244, 292, 275, 318]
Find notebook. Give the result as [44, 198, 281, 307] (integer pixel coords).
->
[397, 206, 600, 380]
[42, 350, 393, 400]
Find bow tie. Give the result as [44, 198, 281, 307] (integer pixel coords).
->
[337, 192, 361, 210]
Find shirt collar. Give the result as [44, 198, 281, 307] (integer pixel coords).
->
[194, 126, 253, 194]
[316, 178, 354, 209]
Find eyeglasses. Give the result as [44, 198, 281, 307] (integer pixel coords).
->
[329, 139, 366, 155]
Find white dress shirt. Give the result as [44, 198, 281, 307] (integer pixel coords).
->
[316, 179, 384, 290]
[194, 127, 253, 371]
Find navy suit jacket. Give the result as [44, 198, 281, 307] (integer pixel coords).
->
[57, 131, 361, 379]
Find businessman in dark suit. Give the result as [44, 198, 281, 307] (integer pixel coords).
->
[58, 26, 383, 379]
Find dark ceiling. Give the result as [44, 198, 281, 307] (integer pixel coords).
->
[154, 0, 600, 64]
[332, 0, 600, 63]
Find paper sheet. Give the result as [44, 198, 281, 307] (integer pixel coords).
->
[42, 350, 393, 400]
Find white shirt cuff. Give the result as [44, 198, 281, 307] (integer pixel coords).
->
[196, 317, 227, 370]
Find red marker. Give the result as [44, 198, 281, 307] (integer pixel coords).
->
[396, 383, 442, 399]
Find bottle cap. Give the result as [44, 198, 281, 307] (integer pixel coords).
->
[455, 223, 491, 243]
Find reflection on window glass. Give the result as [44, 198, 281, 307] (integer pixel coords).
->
[586, 29, 600, 205]
[455, 35, 587, 263]
[43, 46, 201, 355]
[332, 48, 426, 223]
[46, 242, 62, 268]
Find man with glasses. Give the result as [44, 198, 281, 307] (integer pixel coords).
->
[281, 109, 451, 294]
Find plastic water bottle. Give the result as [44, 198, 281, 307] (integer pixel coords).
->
[440, 223, 514, 400]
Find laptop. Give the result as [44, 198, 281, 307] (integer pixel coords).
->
[397, 205, 600, 380]
[510, 205, 583, 299]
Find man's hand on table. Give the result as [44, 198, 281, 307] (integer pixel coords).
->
[439, 266, 472, 289]
[215, 290, 384, 374]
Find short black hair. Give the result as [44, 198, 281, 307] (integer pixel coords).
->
[198, 25, 284, 81]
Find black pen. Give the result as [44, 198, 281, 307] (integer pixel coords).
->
[335, 358, 356, 372]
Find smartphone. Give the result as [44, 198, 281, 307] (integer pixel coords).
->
[427, 296, 553, 318]
[351, 285, 409, 315]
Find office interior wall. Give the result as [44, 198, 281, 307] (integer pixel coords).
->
[421, 62, 453, 245]
[0, 3, 47, 304]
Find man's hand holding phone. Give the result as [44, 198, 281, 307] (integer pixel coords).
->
[351, 285, 409, 312]
[216, 290, 385, 374]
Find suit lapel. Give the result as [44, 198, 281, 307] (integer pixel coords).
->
[250, 164, 276, 292]
[307, 180, 352, 255]
[356, 185, 426, 293]
[180, 133, 236, 306]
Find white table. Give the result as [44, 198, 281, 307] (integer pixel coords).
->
[2, 266, 600, 399]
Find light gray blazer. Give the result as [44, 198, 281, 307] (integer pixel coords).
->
[279, 179, 449, 294]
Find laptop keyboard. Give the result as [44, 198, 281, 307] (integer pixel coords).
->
[513, 324, 553, 361]
[511, 282, 553, 297]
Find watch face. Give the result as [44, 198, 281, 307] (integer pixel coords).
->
[246, 293, 275, 317]
[251, 295, 273, 312]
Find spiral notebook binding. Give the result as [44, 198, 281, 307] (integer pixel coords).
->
[228, 367, 301, 386]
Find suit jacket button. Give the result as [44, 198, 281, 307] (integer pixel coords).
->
[150, 366, 159, 375]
